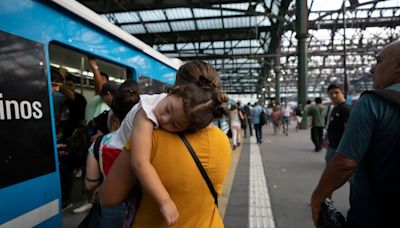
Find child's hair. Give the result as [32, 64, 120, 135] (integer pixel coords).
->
[175, 61, 221, 88]
[111, 80, 140, 121]
[168, 76, 228, 133]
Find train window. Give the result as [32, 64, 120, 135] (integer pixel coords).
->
[0, 30, 55, 188]
[138, 74, 169, 94]
[48, 43, 130, 100]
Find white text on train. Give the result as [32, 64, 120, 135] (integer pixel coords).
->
[0, 93, 43, 120]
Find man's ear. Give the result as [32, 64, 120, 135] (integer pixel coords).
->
[396, 61, 400, 73]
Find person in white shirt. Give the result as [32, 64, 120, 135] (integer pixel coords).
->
[281, 102, 292, 136]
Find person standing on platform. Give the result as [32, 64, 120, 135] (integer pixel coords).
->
[311, 40, 400, 228]
[307, 98, 324, 152]
[229, 104, 244, 150]
[251, 102, 263, 144]
[300, 100, 311, 129]
[281, 102, 292, 136]
[243, 103, 253, 137]
[323, 83, 350, 165]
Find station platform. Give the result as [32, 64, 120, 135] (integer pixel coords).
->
[62, 123, 350, 228]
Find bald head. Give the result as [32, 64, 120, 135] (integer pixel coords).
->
[370, 40, 400, 89]
[384, 40, 400, 60]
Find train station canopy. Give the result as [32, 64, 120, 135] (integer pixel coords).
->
[78, 0, 400, 100]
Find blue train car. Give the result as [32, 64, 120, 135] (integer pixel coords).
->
[0, 0, 180, 226]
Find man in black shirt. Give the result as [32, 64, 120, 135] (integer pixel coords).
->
[324, 83, 350, 164]
[322, 83, 350, 200]
[243, 103, 253, 136]
[59, 75, 87, 142]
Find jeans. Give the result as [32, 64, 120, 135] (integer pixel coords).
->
[101, 203, 126, 228]
[254, 123, 262, 143]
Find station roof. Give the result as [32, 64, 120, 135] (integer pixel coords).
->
[78, 0, 400, 100]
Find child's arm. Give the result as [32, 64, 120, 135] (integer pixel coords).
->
[130, 109, 179, 226]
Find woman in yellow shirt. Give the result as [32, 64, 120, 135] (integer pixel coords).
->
[100, 125, 231, 227]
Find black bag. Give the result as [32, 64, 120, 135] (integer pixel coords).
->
[77, 196, 101, 228]
[317, 199, 346, 228]
[227, 129, 232, 138]
[259, 110, 266, 125]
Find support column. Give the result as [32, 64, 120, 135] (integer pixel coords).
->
[274, 45, 281, 104]
[296, 0, 308, 109]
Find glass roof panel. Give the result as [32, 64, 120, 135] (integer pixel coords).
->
[193, 8, 221, 17]
[139, 10, 166, 21]
[145, 22, 170, 33]
[121, 24, 146, 34]
[165, 8, 193, 19]
[309, 0, 342, 11]
[376, 0, 400, 7]
[197, 19, 223, 30]
[232, 48, 250, 55]
[222, 10, 244, 16]
[220, 3, 250, 10]
[271, 2, 280, 15]
[200, 42, 212, 49]
[177, 43, 194, 50]
[223, 17, 251, 28]
[212, 41, 224, 48]
[170, 21, 196, 31]
[256, 16, 271, 26]
[112, 12, 140, 23]
[157, 44, 174, 51]
[256, 3, 266, 13]
[214, 49, 225, 54]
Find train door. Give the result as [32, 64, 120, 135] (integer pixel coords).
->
[47, 42, 131, 225]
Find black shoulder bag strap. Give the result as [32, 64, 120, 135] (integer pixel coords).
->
[178, 133, 218, 206]
[93, 135, 104, 163]
[85, 135, 104, 183]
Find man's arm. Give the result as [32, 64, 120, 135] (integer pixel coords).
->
[310, 153, 357, 226]
[88, 57, 104, 95]
[59, 84, 75, 101]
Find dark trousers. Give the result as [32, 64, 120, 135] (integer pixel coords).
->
[59, 159, 73, 205]
[254, 123, 263, 143]
[247, 118, 253, 136]
[311, 126, 324, 151]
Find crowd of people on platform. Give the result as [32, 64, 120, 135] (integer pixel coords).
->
[225, 40, 400, 228]
[50, 40, 400, 228]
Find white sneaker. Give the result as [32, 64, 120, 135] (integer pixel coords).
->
[73, 202, 92, 213]
[74, 168, 82, 178]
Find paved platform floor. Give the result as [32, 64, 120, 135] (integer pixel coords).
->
[62, 123, 350, 228]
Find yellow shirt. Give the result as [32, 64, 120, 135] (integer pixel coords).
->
[125, 126, 232, 228]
